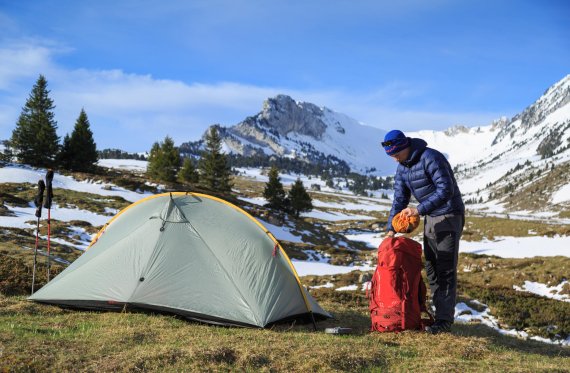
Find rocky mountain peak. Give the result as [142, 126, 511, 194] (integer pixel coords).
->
[492, 75, 570, 145]
[444, 125, 470, 136]
[258, 95, 328, 139]
[490, 116, 509, 129]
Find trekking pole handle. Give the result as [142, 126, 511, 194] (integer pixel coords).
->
[44, 169, 54, 209]
[34, 180, 46, 218]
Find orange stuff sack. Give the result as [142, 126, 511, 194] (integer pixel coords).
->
[392, 212, 420, 233]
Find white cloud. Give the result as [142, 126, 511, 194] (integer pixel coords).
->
[0, 40, 505, 151]
[0, 41, 57, 89]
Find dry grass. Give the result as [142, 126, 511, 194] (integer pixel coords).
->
[462, 215, 570, 241]
[0, 294, 568, 372]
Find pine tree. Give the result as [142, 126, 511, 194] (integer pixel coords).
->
[58, 109, 98, 172]
[288, 178, 313, 218]
[11, 75, 60, 167]
[263, 166, 286, 209]
[178, 157, 199, 184]
[198, 126, 233, 194]
[147, 136, 180, 182]
[146, 142, 161, 177]
[0, 140, 13, 163]
[58, 134, 73, 170]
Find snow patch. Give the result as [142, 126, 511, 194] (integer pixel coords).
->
[310, 282, 334, 289]
[302, 209, 376, 221]
[0, 164, 151, 202]
[455, 302, 570, 346]
[0, 203, 110, 228]
[97, 159, 148, 172]
[460, 235, 570, 258]
[513, 280, 570, 302]
[292, 260, 374, 276]
[552, 183, 570, 204]
[336, 284, 358, 291]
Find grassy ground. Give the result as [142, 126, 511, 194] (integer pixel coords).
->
[1, 293, 569, 372]
[457, 254, 570, 340]
[3, 244, 570, 354]
[0, 228, 82, 268]
[462, 216, 570, 241]
[305, 254, 570, 342]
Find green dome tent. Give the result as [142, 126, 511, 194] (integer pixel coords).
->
[30, 192, 331, 327]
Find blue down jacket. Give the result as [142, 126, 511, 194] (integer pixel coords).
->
[387, 138, 464, 232]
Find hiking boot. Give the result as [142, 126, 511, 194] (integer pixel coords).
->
[425, 320, 452, 334]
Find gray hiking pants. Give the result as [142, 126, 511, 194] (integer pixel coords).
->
[423, 214, 464, 322]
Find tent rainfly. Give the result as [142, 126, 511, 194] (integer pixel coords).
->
[29, 192, 331, 327]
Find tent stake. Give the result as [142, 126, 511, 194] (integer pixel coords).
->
[310, 311, 317, 331]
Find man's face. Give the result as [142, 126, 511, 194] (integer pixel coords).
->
[390, 147, 410, 163]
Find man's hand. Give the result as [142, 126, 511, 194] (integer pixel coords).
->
[401, 207, 419, 217]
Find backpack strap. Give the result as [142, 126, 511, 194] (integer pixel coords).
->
[418, 275, 435, 328]
[401, 267, 409, 330]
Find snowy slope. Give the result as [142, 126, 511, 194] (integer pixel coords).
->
[407, 122, 504, 166]
[411, 75, 570, 170]
[97, 159, 148, 172]
[407, 75, 570, 208]
[276, 107, 393, 174]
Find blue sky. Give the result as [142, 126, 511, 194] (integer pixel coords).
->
[0, 0, 568, 152]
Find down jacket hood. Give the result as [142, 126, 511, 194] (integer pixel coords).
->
[401, 138, 427, 168]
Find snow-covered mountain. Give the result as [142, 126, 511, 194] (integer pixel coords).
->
[414, 75, 570, 170]
[410, 74, 570, 213]
[182, 95, 393, 175]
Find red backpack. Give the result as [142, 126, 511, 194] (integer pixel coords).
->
[368, 237, 433, 332]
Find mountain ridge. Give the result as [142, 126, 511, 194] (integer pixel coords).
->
[417, 75, 570, 213]
[180, 95, 394, 175]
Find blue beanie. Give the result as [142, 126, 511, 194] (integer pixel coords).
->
[382, 130, 410, 155]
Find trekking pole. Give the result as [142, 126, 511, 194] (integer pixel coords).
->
[44, 170, 54, 282]
[31, 179, 46, 295]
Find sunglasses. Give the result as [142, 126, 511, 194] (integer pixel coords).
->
[381, 140, 395, 147]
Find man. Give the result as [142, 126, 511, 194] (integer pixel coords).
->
[383, 129, 465, 334]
